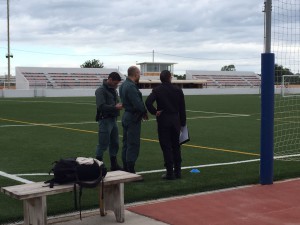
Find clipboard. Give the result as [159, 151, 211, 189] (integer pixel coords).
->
[179, 125, 190, 145]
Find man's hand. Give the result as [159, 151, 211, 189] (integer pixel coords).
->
[142, 113, 149, 121]
[115, 103, 123, 110]
[156, 110, 163, 117]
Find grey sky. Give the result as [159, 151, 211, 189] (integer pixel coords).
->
[0, 0, 265, 75]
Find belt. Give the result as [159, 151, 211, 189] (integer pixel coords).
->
[125, 110, 136, 113]
[99, 115, 116, 120]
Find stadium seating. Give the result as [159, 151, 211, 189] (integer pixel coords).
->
[16, 67, 121, 89]
[22, 72, 108, 88]
[16, 67, 261, 90]
[188, 71, 261, 88]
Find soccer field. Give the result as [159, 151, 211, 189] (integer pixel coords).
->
[1, 95, 300, 223]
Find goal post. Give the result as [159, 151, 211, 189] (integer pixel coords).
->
[260, 0, 274, 185]
[260, 53, 274, 185]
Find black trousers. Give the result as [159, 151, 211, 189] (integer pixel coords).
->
[157, 113, 182, 171]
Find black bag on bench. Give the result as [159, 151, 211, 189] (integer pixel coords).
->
[45, 157, 107, 219]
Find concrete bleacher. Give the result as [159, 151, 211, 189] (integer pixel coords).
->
[15, 67, 260, 91]
[186, 70, 261, 88]
[16, 67, 124, 89]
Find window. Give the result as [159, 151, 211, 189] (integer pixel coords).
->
[147, 64, 159, 72]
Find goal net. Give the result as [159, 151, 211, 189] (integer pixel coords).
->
[281, 75, 300, 97]
[273, 0, 300, 161]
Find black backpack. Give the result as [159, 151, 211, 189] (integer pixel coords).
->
[45, 157, 107, 219]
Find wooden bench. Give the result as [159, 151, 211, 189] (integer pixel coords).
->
[1, 171, 142, 225]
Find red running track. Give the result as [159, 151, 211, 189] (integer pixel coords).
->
[128, 178, 300, 225]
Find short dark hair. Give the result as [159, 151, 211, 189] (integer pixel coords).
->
[160, 70, 171, 83]
[108, 72, 121, 81]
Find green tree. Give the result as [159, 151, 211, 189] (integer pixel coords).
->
[173, 74, 186, 80]
[275, 64, 293, 84]
[221, 64, 236, 71]
[80, 59, 104, 68]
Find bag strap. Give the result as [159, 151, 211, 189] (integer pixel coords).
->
[76, 165, 104, 220]
[79, 185, 83, 220]
[44, 179, 55, 188]
[73, 184, 78, 210]
[72, 183, 83, 220]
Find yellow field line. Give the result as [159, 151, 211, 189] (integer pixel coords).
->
[0, 117, 97, 134]
[183, 143, 259, 156]
[121, 137, 259, 157]
[0, 117, 259, 157]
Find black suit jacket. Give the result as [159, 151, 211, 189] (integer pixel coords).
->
[145, 82, 186, 126]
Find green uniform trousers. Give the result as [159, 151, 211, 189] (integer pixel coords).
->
[121, 111, 142, 167]
[96, 117, 119, 158]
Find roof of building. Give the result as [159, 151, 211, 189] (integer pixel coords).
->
[136, 62, 177, 65]
[15, 67, 123, 76]
[186, 70, 257, 76]
[139, 79, 206, 84]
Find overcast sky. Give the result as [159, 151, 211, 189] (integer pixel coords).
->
[0, 0, 265, 75]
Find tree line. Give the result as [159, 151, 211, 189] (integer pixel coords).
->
[221, 64, 299, 84]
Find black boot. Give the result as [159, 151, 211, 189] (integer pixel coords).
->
[127, 162, 136, 174]
[96, 156, 103, 161]
[110, 156, 122, 171]
[162, 166, 175, 180]
[174, 163, 181, 179]
[122, 164, 128, 172]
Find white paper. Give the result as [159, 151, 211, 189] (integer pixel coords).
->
[179, 125, 190, 145]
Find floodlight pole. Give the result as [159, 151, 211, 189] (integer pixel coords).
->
[152, 50, 154, 62]
[260, 0, 274, 185]
[6, 0, 13, 89]
[264, 0, 272, 53]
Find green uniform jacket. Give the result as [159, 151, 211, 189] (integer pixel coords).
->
[119, 78, 147, 116]
[95, 81, 120, 118]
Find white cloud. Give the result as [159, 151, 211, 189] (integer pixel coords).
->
[0, 0, 268, 75]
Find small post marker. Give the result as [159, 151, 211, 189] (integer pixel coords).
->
[190, 169, 200, 173]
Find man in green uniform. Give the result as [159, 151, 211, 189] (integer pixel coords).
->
[119, 66, 148, 173]
[95, 72, 123, 171]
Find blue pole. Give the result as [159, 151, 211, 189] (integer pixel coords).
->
[260, 53, 274, 185]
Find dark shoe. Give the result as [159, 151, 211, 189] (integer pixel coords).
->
[110, 156, 122, 171]
[161, 174, 175, 180]
[122, 165, 128, 172]
[111, 164, 122, 171]
[175, 173, 181, 179]
[96, 156, 103, 161]
[127, 162, 136, 174]
[174, 163, 181, 179]
[127, 165, 136, 174]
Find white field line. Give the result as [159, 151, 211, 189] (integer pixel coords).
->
[138, 159, 260, 174]
[0, 121, 96, 128]
[0, 99, 250, 117]
[186, 109, 250, 117]
[15, 173, 51, 176]
[0, 113, 249, 128]
[12, 159, 261, 179]
[0, 171, 34, 184]
[186, 115, 248, 120]
[274, 153, 300, 159]
[9, 154, 300, 181]
[0, 99, 94, 105]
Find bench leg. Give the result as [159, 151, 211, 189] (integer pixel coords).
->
[99, 185, 106, 217]
[23, 196, 47, 225]
[99, 183, 125, 223]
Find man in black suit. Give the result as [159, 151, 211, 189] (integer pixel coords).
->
[145, 70, 186, 180]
